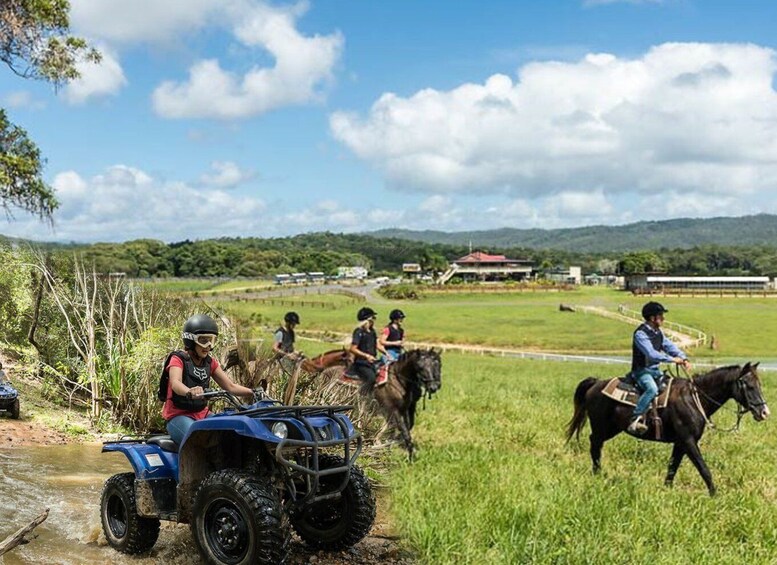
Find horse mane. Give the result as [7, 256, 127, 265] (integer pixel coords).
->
[315, 348, 346, 358]
[692, 364, 741, 386]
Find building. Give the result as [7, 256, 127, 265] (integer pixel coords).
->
[337, 266, 368, 280]
[274, 274, 291, 285]
[626, 275, 771, 292]
[402, 263, 422, 274]
[544, 266, 582, 285]
[438, 251, 533, 284]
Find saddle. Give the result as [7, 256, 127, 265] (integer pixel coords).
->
[339, 362, 391, 387]
[602, 374, 673, 409]
[603, 374, 673, 440]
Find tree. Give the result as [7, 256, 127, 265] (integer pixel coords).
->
[1, 0, 99, 220]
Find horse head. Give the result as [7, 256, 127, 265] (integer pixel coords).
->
[734, 362, 770, 421]
[405, 348, 442, 395]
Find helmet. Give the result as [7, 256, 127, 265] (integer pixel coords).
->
[390, 309, 406, 321]
[284, 311, 300, 325]
[182, 314, 219, 350]
[641, 301, 668, 320]
[357, 307, 378, 321]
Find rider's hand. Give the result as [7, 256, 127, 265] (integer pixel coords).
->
[366, 354, 376, 363]
[681, 359, 692, 370]
[187, 386, 205, 399]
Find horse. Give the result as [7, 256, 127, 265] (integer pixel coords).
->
[300, 348, 352, 374]
[566, 363, 770, 495]
[363, 348, 442, 460]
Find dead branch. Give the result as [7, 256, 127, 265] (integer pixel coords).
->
[0, 508, 50, 556]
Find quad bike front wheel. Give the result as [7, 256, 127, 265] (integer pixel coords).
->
[291, 454, 376, 551]
[100, 473, 160, 554]
[192, 469, 289, 565]
[10, 398, 19, 419]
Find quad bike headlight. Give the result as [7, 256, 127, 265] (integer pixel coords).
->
[271, 422, 288, 439]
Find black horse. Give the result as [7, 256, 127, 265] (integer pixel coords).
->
[566, 363, 770, 495]
[370, 348, 442, 460]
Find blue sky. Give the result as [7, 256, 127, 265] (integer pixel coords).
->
[3, 0, 777, 242]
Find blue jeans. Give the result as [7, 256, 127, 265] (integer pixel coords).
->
[167, 413, 211, 445]
[633, 368, 661, 417]
[384, 349, 401, 361]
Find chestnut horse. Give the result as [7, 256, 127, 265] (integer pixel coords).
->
[566, 363, 770, 495]
[300, 348, 352, 374]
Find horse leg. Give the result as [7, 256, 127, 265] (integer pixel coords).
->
[394, 411, 415, 461]
[664, 443, 685, 487]
[589, 433, 604, 474]
[683, 437, 716, 496]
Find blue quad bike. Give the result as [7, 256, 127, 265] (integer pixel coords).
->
[0, 374, 19, 419]
[100, 390, 376, 564]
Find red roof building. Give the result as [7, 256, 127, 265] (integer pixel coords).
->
[438, 250, 533, 284]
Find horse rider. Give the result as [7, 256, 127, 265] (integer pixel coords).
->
[380, 309, 406, 361]
[162, 314, 255, 444]
[627, 301, 692, 435]
[349, 306, 388, 386]
[273, 311, 302, 362]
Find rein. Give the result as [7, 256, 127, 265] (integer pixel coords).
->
[681, 365, 751, 433]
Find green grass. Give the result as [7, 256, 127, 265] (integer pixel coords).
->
[389, 353, 777, 564]
[224, 286, 777, 359]
[135, 278, 221, 293]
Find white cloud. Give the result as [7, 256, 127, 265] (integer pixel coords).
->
[69, 0, 225, 44]
[331, 43, 777, 205]
[3, 91, 45, 110]
[199, 161, 256, 189]
[152, 1, 343, 119]
[544, 190, 614, 218]
[64, 46, 127, 104]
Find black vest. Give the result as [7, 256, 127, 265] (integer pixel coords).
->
[276, 326, 295, 353]
[384, 324, 404, 352]
[353, 327, 377, 363]
[171, 351, 212, 411]
[631, 323, 665, 372]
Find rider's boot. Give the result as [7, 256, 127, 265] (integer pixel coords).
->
[627, 414, 648, 435]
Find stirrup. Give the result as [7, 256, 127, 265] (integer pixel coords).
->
[627, 416, 648, 435]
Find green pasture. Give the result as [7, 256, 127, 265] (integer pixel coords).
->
[135, 278, 221, 293]
[390, 353, 777, 564]
[224, 286, 777, 359]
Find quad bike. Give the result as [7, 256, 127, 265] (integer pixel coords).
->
[100, 390, 375, 564]
[0, 373, 19, 419]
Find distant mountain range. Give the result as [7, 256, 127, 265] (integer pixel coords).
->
[370, 214, 777, 253]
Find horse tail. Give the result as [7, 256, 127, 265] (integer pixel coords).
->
[566, 377, 597, 443]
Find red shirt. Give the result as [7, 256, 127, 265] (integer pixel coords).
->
[162, 355, 220, 421]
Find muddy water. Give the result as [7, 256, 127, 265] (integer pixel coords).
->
[0, 445, 199, 565]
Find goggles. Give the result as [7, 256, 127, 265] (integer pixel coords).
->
[184, 332, 218, 349]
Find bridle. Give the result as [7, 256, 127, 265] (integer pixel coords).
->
[688, 368, 765, 432]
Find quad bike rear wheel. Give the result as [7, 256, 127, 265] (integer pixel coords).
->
[100, 473, 160, 554]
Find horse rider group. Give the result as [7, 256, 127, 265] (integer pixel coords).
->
[272, 307, 407, 387]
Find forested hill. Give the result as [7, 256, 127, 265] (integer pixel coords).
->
[370, 214, 777, 252]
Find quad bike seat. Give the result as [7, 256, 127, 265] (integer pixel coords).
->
[147, 435, 178, 453]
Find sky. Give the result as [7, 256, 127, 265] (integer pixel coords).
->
[3, 0, 777, 242]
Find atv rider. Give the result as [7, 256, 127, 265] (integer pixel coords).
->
[163, 314, 255, 444]
[273, 311, 302, 362]
[380, 309, 406, 361]
[349, 307, 388, 386]
[627, 301, 692, 435]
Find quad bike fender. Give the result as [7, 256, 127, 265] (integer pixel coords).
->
[102, 442, 178, 480]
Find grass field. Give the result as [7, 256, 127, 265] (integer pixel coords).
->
[388, 353, 777, 564]
[223, 286, 777, 360]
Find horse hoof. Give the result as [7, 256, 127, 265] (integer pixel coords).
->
[664, 480, 674, 488]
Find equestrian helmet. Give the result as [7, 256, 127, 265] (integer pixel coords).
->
[284, 311, 300, 324]
[390, 309, 406, 321]
[357, 307, 378, 321]
[641, 301, 668, 320]
[182, 314, 219, 349]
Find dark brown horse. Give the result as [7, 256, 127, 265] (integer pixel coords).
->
[370, 349, 442, 460]
[566, 363, 770, 495]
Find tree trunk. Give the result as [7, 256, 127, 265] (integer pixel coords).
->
[0, 508, 49, 556]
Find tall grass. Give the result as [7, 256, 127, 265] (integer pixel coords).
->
[389, 353, 777, 564]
